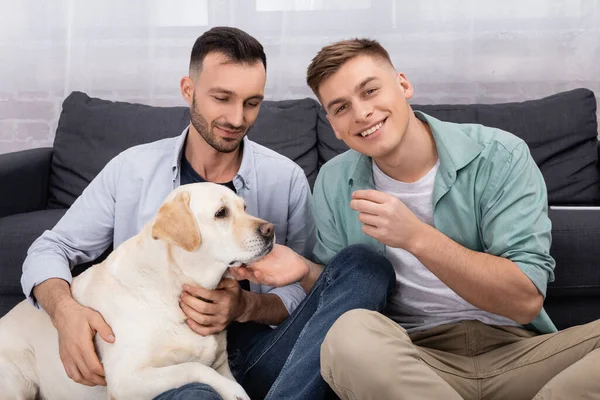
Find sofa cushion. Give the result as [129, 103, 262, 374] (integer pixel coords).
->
[49, 92, 189, 208]
[544, 296, 600, 331]
[49, 92, 319, 208]
[0, 294, 26, 319]
[248, 98, 319, 188]
[316, 89, 600, 205]
[0, 209, 67, 295]
[546, 208, 600, 295]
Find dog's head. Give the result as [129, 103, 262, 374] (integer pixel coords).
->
[150, 182, 274, 273]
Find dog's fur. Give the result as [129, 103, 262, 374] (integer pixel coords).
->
[0, 183, 275, 400]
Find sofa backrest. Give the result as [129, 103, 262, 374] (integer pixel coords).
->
[48, 89, 599, 209]
[317, 88, 600, 205]
[48, 92, 320, 208]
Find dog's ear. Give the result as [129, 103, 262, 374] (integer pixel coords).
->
[151, 191, 201, 251]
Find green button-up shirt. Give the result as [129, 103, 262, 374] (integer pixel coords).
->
[312, 111, 557, 334]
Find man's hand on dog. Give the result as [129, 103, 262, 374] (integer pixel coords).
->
[180, 279, 247, 336]
[52, 299, 115, 387]
[227, 244, 309, 287]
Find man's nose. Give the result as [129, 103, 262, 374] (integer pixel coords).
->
[227, 104, 245, 128]
[354, 102, 374, 122]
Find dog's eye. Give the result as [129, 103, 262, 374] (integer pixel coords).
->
[214, 207, 229, 219]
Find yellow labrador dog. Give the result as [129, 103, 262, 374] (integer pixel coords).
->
[0, 182, 275, 400]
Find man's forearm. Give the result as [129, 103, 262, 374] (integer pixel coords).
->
[408, 224, 543, 324]
[239, 292, 289, 325]
[32, 278, 75, 322]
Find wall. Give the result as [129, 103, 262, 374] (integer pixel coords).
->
[0, 0, 598, 154]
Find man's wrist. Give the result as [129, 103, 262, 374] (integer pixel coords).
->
[235, 289, 256, 323]
[406, 223, 434, 256]
[34, 278, 75, 323]
[235, 291, 288, 325]
[299, 258, 323, 293]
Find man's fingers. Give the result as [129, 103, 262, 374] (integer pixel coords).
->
[361, 224, 379, 239]
[357, 212, 380, 227]
[180, 293, 219, 315]
[80, 343, 105, 377]
[252, 269, 263, 280]
[79, 342, 107, 385]
[81, 367, 107, 386]
[227, 267, 246, 280]
[352, 189, 389, 203]
[183, 284, 215, 302]
[248, 269, 277, 286]
[180, 301, 204, 322]
[217, 278, 239, 289]
[61, 348, 98, 386]
[179, 302, 221, 326]
[64, 361, 95, 386]
[350, 199, 381, 214]
[73, 352, 106, 386]
[186, 318, 221, 336]
[230, 266, 259, 283]
[74, 373, 96, 386]
[90, 313, 115, 343]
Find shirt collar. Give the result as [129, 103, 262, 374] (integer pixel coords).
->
[172, 126, 253, 189]
[171, 126, 189, 178]
[348, 111, 484, 187]
[414, 111, 483, 176]
[235, 136, 254, 189]
[349, 151, 374, 188]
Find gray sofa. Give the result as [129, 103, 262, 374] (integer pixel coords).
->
[1, 89, 599, 330]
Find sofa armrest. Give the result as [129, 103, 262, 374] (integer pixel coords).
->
[0, 148, 53, 218]
[547, 206, 600, 296]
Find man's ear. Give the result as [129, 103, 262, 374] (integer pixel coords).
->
[180, 76, 194, 106]
[152, 191, 201, 252]
[396, 72, 414, 100]
[325, 113, 343, 140]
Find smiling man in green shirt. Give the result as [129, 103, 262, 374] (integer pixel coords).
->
[299, 37, 600, 400]
[237, 38, 600, 399]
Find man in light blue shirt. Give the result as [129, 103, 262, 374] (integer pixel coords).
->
[20, 27, 323, 399]
[23, 130, 313, 319]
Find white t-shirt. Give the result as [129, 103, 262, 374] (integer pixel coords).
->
[372, 160, 520, 332]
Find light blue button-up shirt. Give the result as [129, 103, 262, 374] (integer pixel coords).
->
[22, 127, 316, 316]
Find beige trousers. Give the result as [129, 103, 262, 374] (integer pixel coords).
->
[321, 310, 600, 400]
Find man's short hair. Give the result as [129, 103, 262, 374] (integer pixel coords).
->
[306, 38, 393, 98]
[189, 27, 266, 76]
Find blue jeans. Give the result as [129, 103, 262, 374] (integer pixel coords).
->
[154, 244, 395, 400]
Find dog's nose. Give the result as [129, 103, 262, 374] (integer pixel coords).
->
[258, 222, 275, 240]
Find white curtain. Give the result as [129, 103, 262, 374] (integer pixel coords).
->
[0, 0, 598, 153]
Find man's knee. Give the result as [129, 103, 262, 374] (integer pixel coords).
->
[153, 383, 223, 400]
[328, 244, 395, 292]
[321, 309, 402, 369]
[321, 310, 409, 389]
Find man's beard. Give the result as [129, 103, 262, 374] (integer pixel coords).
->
[191, 94, 248, 154]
